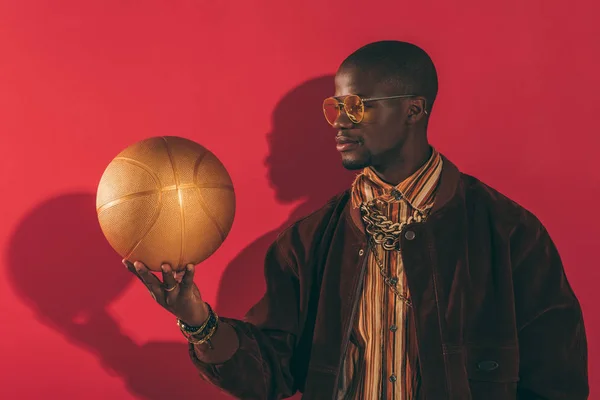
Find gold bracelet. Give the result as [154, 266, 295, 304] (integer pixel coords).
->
[177, 303, 212, 335]
[177, 318, 209, 336]
[178, 306, 220, 345]
[187, 317, 219, 349]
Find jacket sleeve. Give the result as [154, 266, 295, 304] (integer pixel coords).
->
[513, 223, 589, 399]
[187, 239, 302, 400]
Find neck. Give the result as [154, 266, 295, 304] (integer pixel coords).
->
[370, 140, 432, 186]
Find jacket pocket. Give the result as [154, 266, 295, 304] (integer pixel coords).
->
[465, 345, 519, 383]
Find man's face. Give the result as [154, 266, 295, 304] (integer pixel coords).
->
[333, 66, 412, 171]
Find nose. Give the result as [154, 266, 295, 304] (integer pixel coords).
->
[333, 107, 354, 130]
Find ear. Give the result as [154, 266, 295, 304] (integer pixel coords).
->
[407, 97, 428, 123]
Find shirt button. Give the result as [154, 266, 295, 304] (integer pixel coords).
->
[390, 324, 398, 332]
[477, 360, 499, 371]
[358, 249, 364, 256]
[404, 230, 416, 240]
[389, 374, 397, 383]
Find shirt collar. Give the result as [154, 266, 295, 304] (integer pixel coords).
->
[350, 147, 443, 210]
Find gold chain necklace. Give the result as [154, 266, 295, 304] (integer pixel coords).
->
[368, 236, 413, 307]
[359, 198, 431, 306]
[361, 201, 410, 251]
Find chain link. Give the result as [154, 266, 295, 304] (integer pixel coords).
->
[359, 199, 432, 307]
[361, 202, 409, 251]
[368, 237, 413, 307]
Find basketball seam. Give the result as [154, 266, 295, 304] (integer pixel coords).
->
[124, 191, 163, 260]
[192, 147, 208, 180]
[192, 153, 230, 242]
[97, 156, 165, 261]
[195, 183, 234, 190]
[115, 157, 163, 259]
[192, 186, 227, 242]
[97, 157, 163, 211]
[162, 137, 185, 270]
[97, 189, 159, 215]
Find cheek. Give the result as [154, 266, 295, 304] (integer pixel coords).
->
[361, 130, 395, 155]
[361, 111, 405, 150]
[363, 106, 405, 130]
[361, 107, 380, 125]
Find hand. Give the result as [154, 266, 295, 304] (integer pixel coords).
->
[123, 260, 209, 326]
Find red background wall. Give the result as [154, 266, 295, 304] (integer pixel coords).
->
[1, 1, 598, 399]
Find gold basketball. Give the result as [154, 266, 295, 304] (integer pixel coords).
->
[96, 136, 235, 272]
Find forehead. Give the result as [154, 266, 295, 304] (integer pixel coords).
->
[334, 66, 388, 97]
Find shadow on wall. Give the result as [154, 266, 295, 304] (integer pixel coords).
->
[6, 76, 354, 400]
[6, 192, 232, 400]
[216, 75, 355, 319]
[215, 76, 355, 398]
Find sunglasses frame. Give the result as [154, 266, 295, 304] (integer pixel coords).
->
[323, 94, 427, 126]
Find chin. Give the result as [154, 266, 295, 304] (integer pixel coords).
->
[341, 156, 370, 171]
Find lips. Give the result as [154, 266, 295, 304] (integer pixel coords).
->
[336, 135, 361, 152]
[335, 135, 360, 145]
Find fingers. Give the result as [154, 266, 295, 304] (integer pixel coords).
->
[122, 259, 195, 309]
[123, 259, 144, 282]
[161, 264, 180, 304]
[181, 263, 196, 288]
[124, 259, 165, 305]
[133, 261, 162, 287]
[161, 264, 178, 289]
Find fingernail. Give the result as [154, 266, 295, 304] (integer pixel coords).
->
[186, 264, 193, 271]
[133, 261, 142, 270]
[122, 259, 127, 267]
[161, 264, 168, 272]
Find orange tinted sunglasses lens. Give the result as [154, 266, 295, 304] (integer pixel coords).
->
[322, 95, 365, 126]
[344, 95, 364, 123]
[323, 97, 340, 126]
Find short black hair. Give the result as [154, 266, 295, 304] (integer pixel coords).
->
[340, 40, 438, 112]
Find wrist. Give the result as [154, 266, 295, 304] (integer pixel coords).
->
[177, 302, 220, 349]
[180, 302, 209, 327]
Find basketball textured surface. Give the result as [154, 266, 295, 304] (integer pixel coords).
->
[96, 136, 235, 271]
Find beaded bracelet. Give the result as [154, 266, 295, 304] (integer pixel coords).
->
[177, 303, 219, 349]
[187, 320, 219, 347]
[177, 303, 214, 335]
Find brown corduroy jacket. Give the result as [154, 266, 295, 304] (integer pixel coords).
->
[188, 156, 588, 400]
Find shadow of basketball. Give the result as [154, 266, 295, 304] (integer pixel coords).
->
[6, 192, 230, 400]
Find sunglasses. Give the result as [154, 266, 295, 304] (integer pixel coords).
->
[322, 94, 426, 126]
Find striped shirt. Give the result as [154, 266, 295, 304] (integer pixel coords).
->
[337, 148, 443, 399]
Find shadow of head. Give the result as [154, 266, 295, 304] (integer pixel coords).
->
[216, 77, 357, 320]
[265, 75, 355, 204]
[6, 192, 131, 328]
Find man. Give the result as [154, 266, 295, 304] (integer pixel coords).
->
[124, 41, 588, 399]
